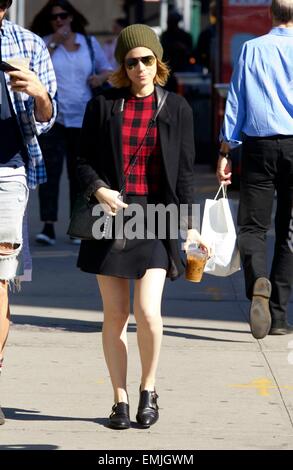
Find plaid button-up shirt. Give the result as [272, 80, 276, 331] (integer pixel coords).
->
[0, 19, 57, 189]
[122, 93, 162, 195]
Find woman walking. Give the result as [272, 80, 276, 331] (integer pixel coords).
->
[77, 24, 210, 429]
[31, 0, 112, 245]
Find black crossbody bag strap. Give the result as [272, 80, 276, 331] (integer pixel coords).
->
[85, 35, 96, 75]
[101, 89, 168, 238]
[119, 89, 169, 196]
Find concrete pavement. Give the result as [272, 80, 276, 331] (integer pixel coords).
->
[0, 165, 293, 450]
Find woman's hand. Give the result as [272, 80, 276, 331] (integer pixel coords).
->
[95, 187, 128, 216]
[183, 229, 212, 258]
[88, 72, 110, 90]
[51, 26, 71, 45]
[88, 74, 103, 89]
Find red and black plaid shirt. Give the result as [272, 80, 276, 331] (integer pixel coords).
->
[122, 92, 162, 195]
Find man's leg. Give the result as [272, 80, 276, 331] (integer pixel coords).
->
[0, 180, 28, 424]
[238, 138, 276, 298]
[0, 279, 10, 360]
[238, 138, 277, 338]
[0, 243, 19, 357]
[0, 245, 16, 426]
[269, 138, 293, 333]
[0, 278, 9, 425]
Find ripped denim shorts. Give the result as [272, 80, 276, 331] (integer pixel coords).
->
[0, 179, 29, 282]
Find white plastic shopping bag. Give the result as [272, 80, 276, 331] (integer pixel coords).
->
[201, 185, 241, 277]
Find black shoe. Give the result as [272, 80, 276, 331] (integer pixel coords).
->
[269, 322, 293, 335]
[36, 223, 56, 246]
[0, 406, 5, 425]
[109, 402, 130, 429]
[136, 389, 159, 428]
[249, 277, 272, 339]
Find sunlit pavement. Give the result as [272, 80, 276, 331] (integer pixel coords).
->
[1, 165, 292, 450]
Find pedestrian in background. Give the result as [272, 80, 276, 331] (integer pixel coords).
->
[0, 0, 57, 425]
[31, 0, 113, 246]
[217, 0, 293, 339]
[161, 10, 193, 91]
[77, 24, 211, 429]
[194, 0, 217, 73]
[103, 17, 129, 70]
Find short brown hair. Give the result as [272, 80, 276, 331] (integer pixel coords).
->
[109, 58, 170, 88]
[271, 0, 293, 23]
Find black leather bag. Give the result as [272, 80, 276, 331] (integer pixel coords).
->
[67, 89, 169, 241]
[67, 194, 94, 240]
[67, 194, 105, 240]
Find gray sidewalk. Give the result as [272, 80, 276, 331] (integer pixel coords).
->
[0, 165, 293, 450]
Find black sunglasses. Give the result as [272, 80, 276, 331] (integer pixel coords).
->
[49, 12, 70, 21]
[125, 55, 156, 70]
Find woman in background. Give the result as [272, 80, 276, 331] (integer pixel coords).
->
[31, 0, 112, 245]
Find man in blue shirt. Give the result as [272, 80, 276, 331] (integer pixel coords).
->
[217, 0, 293, 339]
[0, 0, 57, 425]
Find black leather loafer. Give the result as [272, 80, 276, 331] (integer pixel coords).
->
[250, 277, 272, 339]
[136, 389, 159, 428]
[269, 322, 293, 335]
[109, 402, 130, 429]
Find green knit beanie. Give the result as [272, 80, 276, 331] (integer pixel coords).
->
[115, 24, 163, 64]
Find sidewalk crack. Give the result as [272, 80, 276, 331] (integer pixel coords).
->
[260, 347, 293, 429]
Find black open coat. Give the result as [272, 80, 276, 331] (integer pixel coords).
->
[77, 86, 196, 280]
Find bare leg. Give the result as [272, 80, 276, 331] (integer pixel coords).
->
[0, 244, 16, 362]
[97, 275, 130, 404]
[0, 281, 10, 362]
[133, 268, 166, 391]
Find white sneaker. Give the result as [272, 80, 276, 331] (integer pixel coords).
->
[36, 224, 56, 246]
[70, 237, 81, 246]
[35, 233, 56, 246]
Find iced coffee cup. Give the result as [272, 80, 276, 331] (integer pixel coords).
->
[185, 244, 208, 283]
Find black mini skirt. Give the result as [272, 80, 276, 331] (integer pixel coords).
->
[77, 194, 170, 279]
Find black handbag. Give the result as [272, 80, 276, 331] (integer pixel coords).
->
[67, 193, 101, 241]
[85, 35, 111, 97]
[67, 89, 169, 241]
